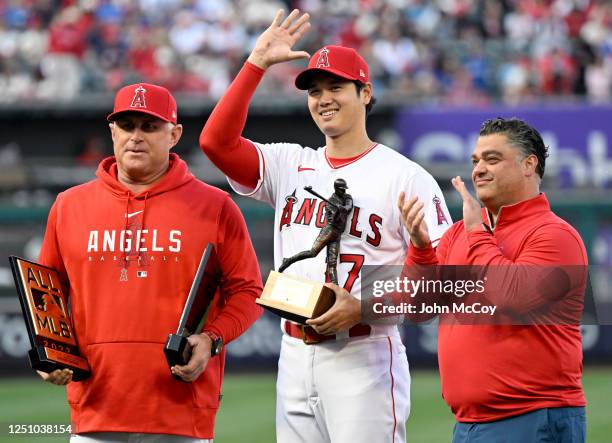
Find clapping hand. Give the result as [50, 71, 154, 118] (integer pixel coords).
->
[397, 192, 431, 249]
[451, 176, 483, 232]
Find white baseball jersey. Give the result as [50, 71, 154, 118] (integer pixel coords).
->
[229, 142, 451, 296]
[228, 141, 451, 443]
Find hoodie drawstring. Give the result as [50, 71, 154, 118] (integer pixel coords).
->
[142, 192, 149, 233]
[120, 193, 131, 278]
[120, 191, 150, 280]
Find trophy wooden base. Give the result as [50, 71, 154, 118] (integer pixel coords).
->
[29, 346, 90, 381]
[256, 271, 336, 324]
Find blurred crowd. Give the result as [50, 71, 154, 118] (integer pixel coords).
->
[0, 0, 611, 105]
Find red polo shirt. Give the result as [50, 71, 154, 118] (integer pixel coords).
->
[406, 193, 588, 422]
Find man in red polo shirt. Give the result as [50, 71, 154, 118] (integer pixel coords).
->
[398, 117, 587, 442]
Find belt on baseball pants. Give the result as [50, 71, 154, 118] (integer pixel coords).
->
[284, 322, 371, 345]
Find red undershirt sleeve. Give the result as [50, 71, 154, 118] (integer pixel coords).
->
[394, 229, 452, 323]
[199, 62, 265, 190]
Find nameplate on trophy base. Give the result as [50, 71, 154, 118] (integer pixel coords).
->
[256, 271, 336, 324]
[9, 256, 90, 381]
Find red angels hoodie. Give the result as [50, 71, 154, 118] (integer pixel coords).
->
[38, 153, 263, 438]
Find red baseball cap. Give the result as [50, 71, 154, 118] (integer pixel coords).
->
[107, 83, 177, 124]
[295, 45, 369, 90]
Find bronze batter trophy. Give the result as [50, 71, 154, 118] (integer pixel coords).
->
[257, 179, 352, 324]
[164, 243, 218, 373]
[9, 256, 90, 381]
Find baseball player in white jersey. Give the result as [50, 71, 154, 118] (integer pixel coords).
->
[199, 10, 452, 442]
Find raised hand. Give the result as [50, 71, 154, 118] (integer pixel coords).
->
[247, 9, 311, 70]
[451, 176, 483, 232]
[397, 192, 431, 249]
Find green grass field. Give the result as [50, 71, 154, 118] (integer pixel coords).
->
[0, 368, 610, 442]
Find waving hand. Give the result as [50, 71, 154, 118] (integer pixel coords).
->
[247, 9, 311, 70]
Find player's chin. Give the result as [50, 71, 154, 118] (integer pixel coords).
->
[316, 121, 344, 138]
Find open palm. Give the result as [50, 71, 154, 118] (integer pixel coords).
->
[248, 9, 311, 70]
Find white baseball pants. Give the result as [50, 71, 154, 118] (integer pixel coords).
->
[276, 329, 410, 443]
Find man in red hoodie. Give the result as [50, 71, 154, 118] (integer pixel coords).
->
[37, 83, 263, 442]
[398, 117, 587, 442]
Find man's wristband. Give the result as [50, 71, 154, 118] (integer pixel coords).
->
[203, 331, 223, 357]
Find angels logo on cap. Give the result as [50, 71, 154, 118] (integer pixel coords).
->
[107, 83, 178, 124]
[316, 48, 330, 68]
[130, 86, 147, 109]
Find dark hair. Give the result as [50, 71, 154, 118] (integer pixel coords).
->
[479, 117, 549, 178]
[354, 81, 376, 116]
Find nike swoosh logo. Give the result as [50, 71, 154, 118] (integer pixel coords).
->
[298, 166, 315, 172]
[125, 210, 144, 219]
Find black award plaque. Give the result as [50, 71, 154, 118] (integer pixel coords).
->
[164, 244, 218, 375]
